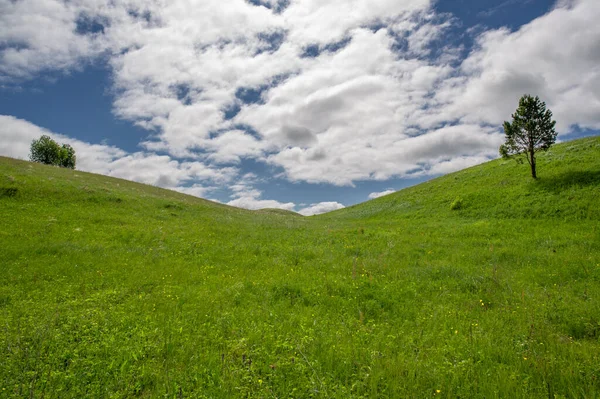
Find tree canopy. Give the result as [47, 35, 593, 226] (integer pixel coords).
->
[29, 135, 77, 169]
[500, 94, 557, 179]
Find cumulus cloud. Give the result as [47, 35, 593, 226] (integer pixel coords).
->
[298, 201, 345, 216]
[265, 123, 502, 185]
[227, 195, 296, 211]
[431, 0, 600, 132]
[226, 186, 296, 210]
[223, 172, 295, 210]
[282, 0, 430, 45]
[1, 0, 598, 196]
[368, 189, 396, 199]
[0, 0, 108, 81]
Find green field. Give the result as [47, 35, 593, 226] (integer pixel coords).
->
[1, 136, 599, 398]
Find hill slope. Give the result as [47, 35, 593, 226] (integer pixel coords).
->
[326, 135, 599, 221]
[1, 137, 599, 398]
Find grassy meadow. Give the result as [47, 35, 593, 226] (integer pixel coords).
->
[1, 136, 599, 398]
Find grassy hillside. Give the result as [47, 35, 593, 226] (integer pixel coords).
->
[1, 136, 599, 398]
[256, 208, 303, 217]
[326, 136, 599, 221]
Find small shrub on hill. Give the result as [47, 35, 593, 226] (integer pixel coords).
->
[0, 187, 18, 198]
[450, 196, 463, 210]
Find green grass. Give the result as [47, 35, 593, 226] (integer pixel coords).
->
[255, 208, 303, 217]
[1, 136, 599, 398]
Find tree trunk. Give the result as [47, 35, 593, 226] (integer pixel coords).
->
[530, 150, 537, 179]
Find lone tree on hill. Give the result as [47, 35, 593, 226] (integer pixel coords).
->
[29, 135, 77, 169]
[500, 94, 557, 179]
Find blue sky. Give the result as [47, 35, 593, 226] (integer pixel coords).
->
[1, 0, 598, 215]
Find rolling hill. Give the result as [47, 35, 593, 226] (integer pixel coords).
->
[1, 136, 599, 398]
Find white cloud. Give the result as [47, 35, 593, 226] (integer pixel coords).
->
[425, 155, 492, 176]
[281, 0, 431, 46]
[202, 130, 265, 164]
[226, 183, 296, 210]
[227, 195, 296, 211]
[298, 201, 345, 216]
[433, 0, 600, 132]
[235, 25, 467, 185]
[0, 0, 108, 80]
[368, 189, 395, 199]
[223, 172, 296, 211]
[265, 123, 502, 185]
